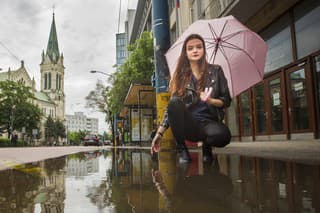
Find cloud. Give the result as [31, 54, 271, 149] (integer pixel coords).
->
[0, 0, 137, 133]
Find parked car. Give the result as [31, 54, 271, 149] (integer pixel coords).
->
[103, 140, 112, 146]
[82, 134, 101, 146]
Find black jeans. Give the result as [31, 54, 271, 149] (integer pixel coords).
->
[167, 98, 231, 148]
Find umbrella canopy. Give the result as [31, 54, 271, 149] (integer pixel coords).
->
[165, 15, 268, 97]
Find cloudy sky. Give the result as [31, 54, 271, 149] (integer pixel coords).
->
[0, 0, 138, 133]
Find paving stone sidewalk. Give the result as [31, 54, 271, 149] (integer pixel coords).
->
[215, 141, 320, 164]
[0, 146, 106, 171]
[0, 141, 319, 171]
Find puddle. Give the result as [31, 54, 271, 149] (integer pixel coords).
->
[0, 149, 319, 212]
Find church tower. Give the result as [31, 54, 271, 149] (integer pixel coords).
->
[40, 12, 65, 120]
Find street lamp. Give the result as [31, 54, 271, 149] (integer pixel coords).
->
[90, 70, 114, 79]
[90, 70, 117, 146]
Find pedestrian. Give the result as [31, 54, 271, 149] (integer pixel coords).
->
[11, 131, 18, 146]
[151, 34, 232, 163]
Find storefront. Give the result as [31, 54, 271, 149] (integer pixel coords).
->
[235, 0, 320, 141]
[121, 84, 156, 143]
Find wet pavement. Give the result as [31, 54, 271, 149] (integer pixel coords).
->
[0, 148, 319, 212]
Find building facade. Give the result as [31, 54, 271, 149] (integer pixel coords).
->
[166, 0, 320, 141]
[65, 112, 99, 135]
[0, 13, 65, 143]
[39, 12, 65, 121]
[116, 33, 127, 67]
[127, 0, 320, 142]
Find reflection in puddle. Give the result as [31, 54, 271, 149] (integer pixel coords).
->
[0, 148, 319, 212]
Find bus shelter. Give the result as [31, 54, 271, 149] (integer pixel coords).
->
[121, 83, 156, 144]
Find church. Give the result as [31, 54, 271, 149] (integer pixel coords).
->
[0, 13, 65, 143]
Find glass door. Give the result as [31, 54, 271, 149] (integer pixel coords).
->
[253, 83, 267, 135]
[286, 64, 313, 133]
[239, 90, 253, 137]
[313, 55, 320, 138]
[266, 74, 287, 134]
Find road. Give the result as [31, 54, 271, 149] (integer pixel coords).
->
[0, 146, 105, 171]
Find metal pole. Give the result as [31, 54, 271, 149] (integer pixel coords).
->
[152, 0, 173, 149]
[138, 89, 141, 145]
[114, 113, 117, 146]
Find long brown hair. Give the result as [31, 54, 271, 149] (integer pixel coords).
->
[169, 34, 208, 96]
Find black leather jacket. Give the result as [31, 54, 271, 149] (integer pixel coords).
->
[161, 64, 231, 128]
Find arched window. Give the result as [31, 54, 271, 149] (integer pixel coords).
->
[59, 75, 62, 90]
[56, 73, 59, 89]
[48, 73, 51, 89]
[44, 73, 48, 89]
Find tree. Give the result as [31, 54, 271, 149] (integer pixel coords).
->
[45, 116, 66, 145]
[68, 130, 87, 145]
[86, 32, 154, 143]
[13, 102, 42, 137]
[108, 31, 154, 114]
[55, 119, 66, 139]
[86, 80, 114, 140]
[0, 80, 41, 138]
[45, 116, 55, 143]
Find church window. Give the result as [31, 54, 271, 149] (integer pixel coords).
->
[44, 73, 48, 89]
[48, 73, 52, 89]
[56, 73, 59, 89]
[59, 75, 62, 90]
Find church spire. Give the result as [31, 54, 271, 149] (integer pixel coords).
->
[46, 12, 60, 62]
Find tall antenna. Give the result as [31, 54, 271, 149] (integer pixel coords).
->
[117, 0, 122, 33]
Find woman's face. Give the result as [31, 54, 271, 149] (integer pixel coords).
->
[186, 38, 204, 63]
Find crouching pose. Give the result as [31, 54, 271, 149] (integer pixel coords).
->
[151, 34, 231, 163]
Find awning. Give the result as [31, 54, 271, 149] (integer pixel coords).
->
[123, 84, 156, 106]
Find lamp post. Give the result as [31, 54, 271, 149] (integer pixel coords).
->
[89, 70, 117, 146]
[90, 70, 114, 78]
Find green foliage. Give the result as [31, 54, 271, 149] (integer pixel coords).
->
[55, 119, 66, 138]
[67, 130, 87, 145]
[86, 32, 154, 142]
[45, 116, 55, 139]
[108, 31, 154, 114]
[45, 116, 66, 143]
[0, 137, 28, 147]
[14, 102, 42, 136]
[0, 80, 42, 137]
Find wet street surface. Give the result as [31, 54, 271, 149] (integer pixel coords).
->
[0, 148, 319, 213]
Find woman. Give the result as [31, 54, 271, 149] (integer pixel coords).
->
[151, 34, 231, 163]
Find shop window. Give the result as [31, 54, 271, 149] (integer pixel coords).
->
[294, 0, 320, 59]
[261, 14, 293, 73]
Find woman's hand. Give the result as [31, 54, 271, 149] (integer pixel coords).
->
[200, 87, 213, 102]
[151, 133, 162, 154]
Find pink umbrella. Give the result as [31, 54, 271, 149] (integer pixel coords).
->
[165, 15, 268, 97]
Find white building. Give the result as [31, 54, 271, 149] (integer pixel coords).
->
[65, 112, 99, 135]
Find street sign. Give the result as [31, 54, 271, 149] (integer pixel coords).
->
[32, 129, 38, 136]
